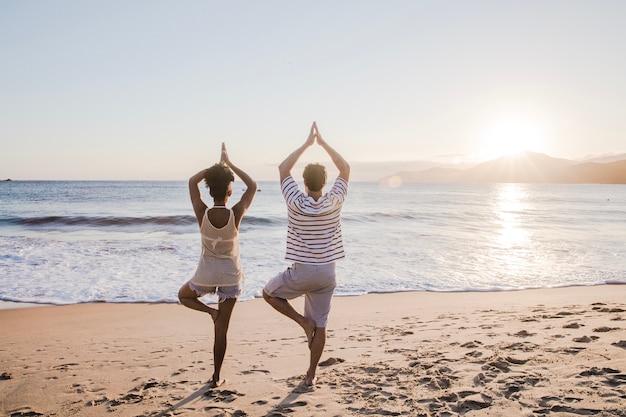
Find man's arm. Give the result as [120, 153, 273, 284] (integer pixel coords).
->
[278, 122, 317, 183]
[316, 124, 350, 182]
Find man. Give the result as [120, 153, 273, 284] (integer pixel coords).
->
[263, 121, 350, 386]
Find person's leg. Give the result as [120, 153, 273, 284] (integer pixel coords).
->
[263, 290, 317, 347]
[211, 297, 237, 387]
[301, 265, 336, 386]
[306, 326, 326, 385]
[178, 282, 218, 321]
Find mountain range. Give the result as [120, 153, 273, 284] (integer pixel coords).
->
[380, 152, 626, 184]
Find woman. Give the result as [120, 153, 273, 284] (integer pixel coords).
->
[178, 143, 257, 388]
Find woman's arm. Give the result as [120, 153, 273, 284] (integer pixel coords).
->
[221, 143, 257, 227]
[189, 169, 208, 226]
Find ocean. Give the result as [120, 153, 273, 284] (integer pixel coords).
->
[1, 180, 625, 306]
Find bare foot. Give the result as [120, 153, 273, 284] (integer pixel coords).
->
[305, 370, 317, 386]
[302, 318, 316, 348]
[209, 378, 225, 388]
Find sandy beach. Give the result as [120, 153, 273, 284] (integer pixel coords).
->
[1, 286, 625, 417]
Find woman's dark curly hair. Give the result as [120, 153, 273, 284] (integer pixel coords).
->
[204, 163, 235, 199]
[303, 163, 327, 192]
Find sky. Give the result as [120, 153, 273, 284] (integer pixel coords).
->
[1, 1, 625, 181]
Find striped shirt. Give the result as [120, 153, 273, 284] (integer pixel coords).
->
[281, 175, 349, 264]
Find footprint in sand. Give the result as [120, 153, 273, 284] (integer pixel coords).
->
[578, 367, 620, 377]
[612, 340, 626, 349]
[502, 341, 539, 351]
[171, 367, 189, 376]
[499, 374, 543, 400]
[576, 366, 626, 396]
[482, 358, 510, 374]
[108, 392, 143, 406]
[562, 346, 586, 354]
[53, 363, 78, 371]
[552, 310, 577, 318]
[205, 389, 246, 403]
[505, 356, 529, 365]
[8, 411, 45, 417]
[535, 402, 612, 416]
[606, 374, 626, 387]
[283, 400, 308, 408]
[573, 335, 599, 343]
[267, 400, 308, 416]
[460, 340, 482, 349]
[241, 369, 270, 375]
[452, 396, 492, 414]
[593, 326, 620, 332]
[318, 357, 345, 367]
[512, 330, 536, 338]
[202, 405, 247, 415]
[593, 306, 626, 313]
[85, 396, 108, 407]
[107, 379, 175, 408]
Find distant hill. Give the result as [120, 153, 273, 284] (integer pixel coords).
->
[559, 159, 626, 184]
[581, 153, 626, 164]
[380, 151, 626, 184]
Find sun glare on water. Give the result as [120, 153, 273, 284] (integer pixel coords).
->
[480, 114, 547, 159]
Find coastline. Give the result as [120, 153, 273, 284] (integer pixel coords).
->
[2, 281, 624, 311]
[0, 301, 54, 310]
[1, 285, 625, 416]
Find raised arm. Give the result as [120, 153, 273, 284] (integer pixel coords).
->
[315, 123, 350, 181]
[221, 143, 257, 227]
[278, 122, 317, 183]
[189, 169, 209, 226]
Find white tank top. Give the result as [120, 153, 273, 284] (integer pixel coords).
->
[191, 207, 243, 287]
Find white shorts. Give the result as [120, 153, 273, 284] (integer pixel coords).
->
[264, 262, 336, 327]
[187, 280, 242, 302]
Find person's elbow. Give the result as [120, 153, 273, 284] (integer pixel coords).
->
[189, 173, 203, 186]
[278, 164, 291, 181]
[188, 177, 200, 191]
[339, 163, 350, 180]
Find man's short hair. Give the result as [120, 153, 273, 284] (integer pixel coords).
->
[204, 163, 235, 199]
[303, 163, 327, 192]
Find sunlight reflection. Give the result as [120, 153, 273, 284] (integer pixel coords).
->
[493, 183, 531, 249]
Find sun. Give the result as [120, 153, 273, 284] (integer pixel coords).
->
[480, 114, 546, 159]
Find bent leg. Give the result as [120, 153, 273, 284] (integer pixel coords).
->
[263, 290, 316, 347]
[306, 327, 326, 386]
[178, 283, 218, 321]
[211, 297, 237, 387]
